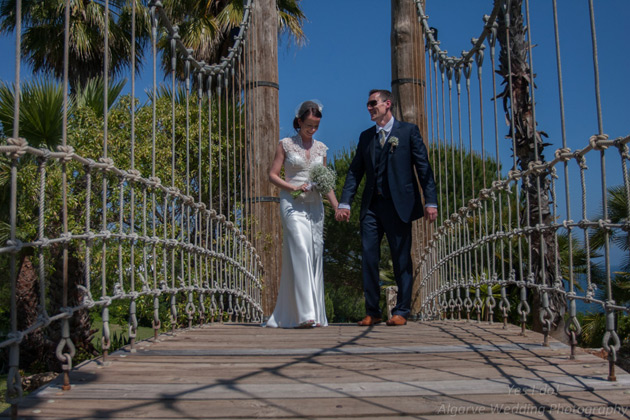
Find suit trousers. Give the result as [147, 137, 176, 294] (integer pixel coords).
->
[360, 194, 413, 319]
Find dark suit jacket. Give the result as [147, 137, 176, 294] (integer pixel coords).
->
[340, 119, 437, 224]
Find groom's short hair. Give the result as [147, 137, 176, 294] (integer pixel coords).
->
[369, 89, 394, 105]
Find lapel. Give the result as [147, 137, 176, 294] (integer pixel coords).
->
[368, 127, 377, 166]
[384, 119, 403, 158]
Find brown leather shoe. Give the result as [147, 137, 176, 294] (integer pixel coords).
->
[386, 315, 407, 326]
[357, 315, 382, 326]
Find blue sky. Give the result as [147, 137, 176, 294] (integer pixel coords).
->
[278, 0, 629, 161]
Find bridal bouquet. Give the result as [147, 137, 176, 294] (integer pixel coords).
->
[292, 164, 337, 198]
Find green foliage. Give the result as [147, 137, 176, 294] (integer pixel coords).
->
[0, 76, 251, 375]
[323, 147, 364, 322]
[324, 284, 364, 323]
[576, 309, 630, 349]
[0, 79, 64, 149]
[590, 178, 630, 273]
[429, 143, 500, 218]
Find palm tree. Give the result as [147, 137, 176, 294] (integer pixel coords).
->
[0, 0, 148, 92]
[158, 0, 306, 81]
[0, 78, 65, 149]
[495, 0, 560, 336]
[591, 179, 630, 273]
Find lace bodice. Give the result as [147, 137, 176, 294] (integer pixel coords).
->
[281, 135, 328, 185]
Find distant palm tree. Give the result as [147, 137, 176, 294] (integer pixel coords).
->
[0, 77, 126, 148]
[0, 78, 64, 148]
[0, 0, 148, 91]
[591, 180, 630, 273]
[589, 178, 630, 309]
[158, 0, 306, 81]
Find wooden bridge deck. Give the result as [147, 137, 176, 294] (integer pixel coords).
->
[5, 321, 630, 419]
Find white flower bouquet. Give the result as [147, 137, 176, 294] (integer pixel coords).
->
[292, 164, 337, 199]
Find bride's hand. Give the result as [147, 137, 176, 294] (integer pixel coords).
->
[294, 183, 310, 193]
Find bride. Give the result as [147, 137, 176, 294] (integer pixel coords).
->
[264, 100, 339, 328]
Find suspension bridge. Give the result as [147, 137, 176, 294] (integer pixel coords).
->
[1, 0, 629, 418]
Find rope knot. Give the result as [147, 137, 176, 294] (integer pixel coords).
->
[85, 158, 97, 169]
[6, 239, 24, 253]
[469, 198, 481, 209]
[127, 169, 142, 182]
[597, 218, 611, 230]
[7, 137, 28, 159]
[554, 147, 572, 162]
[38, 148, 51, 162]
[7, 330, 24, 344]
[149, 176, 162, 187]
[56, 144, 75, 163]
[479, 188, 492, 200]
[589, 134, 609, 151]
[527, 160, 544, 175]
[37, 310, 52, 327]
[38, 237, 51, 248]
[507, 169, 521, 181]
[98, 157, 115, 170]
[491, 180, 504, 190]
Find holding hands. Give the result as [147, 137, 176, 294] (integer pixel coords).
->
[335, 208, 350, 222]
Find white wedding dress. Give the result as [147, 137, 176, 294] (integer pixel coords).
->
[264, 135, 329, 328]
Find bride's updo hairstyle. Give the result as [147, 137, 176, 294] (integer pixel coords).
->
[293, 100, 323, 131]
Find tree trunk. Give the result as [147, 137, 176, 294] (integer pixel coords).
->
[495, 0, 564, 339]
[391, 0, 431, 316]
[250, 0, 281, 316]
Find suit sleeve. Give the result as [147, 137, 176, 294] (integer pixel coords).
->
[409, 125, 438, 206]
[340, 139, 367, 206]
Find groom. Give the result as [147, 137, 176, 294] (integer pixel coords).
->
[335, 89, 438, 326]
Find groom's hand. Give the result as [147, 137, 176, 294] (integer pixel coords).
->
[335, 208, 350, 222]
[425, 206, 438, 222]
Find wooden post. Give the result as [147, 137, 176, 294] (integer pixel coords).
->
[251, 0, 281, 316]
[391, 0, 431, 316]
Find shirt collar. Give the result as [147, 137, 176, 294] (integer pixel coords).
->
[376, 117, 395, 135]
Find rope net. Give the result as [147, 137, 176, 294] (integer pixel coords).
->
[0, 0, 263, 403]
[414, 0, 628, 379]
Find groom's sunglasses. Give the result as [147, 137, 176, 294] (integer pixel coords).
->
[366, 100, 385, 108]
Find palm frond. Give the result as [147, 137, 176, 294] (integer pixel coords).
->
[74, 77, 127, 117]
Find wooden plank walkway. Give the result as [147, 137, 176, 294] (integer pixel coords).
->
[5, 321, 630, 419]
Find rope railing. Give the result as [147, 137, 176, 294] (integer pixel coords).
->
[0, 0, 263, 409]
[414, 0, 629, 382]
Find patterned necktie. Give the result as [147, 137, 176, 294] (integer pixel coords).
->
[379, 130, 386, 147]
